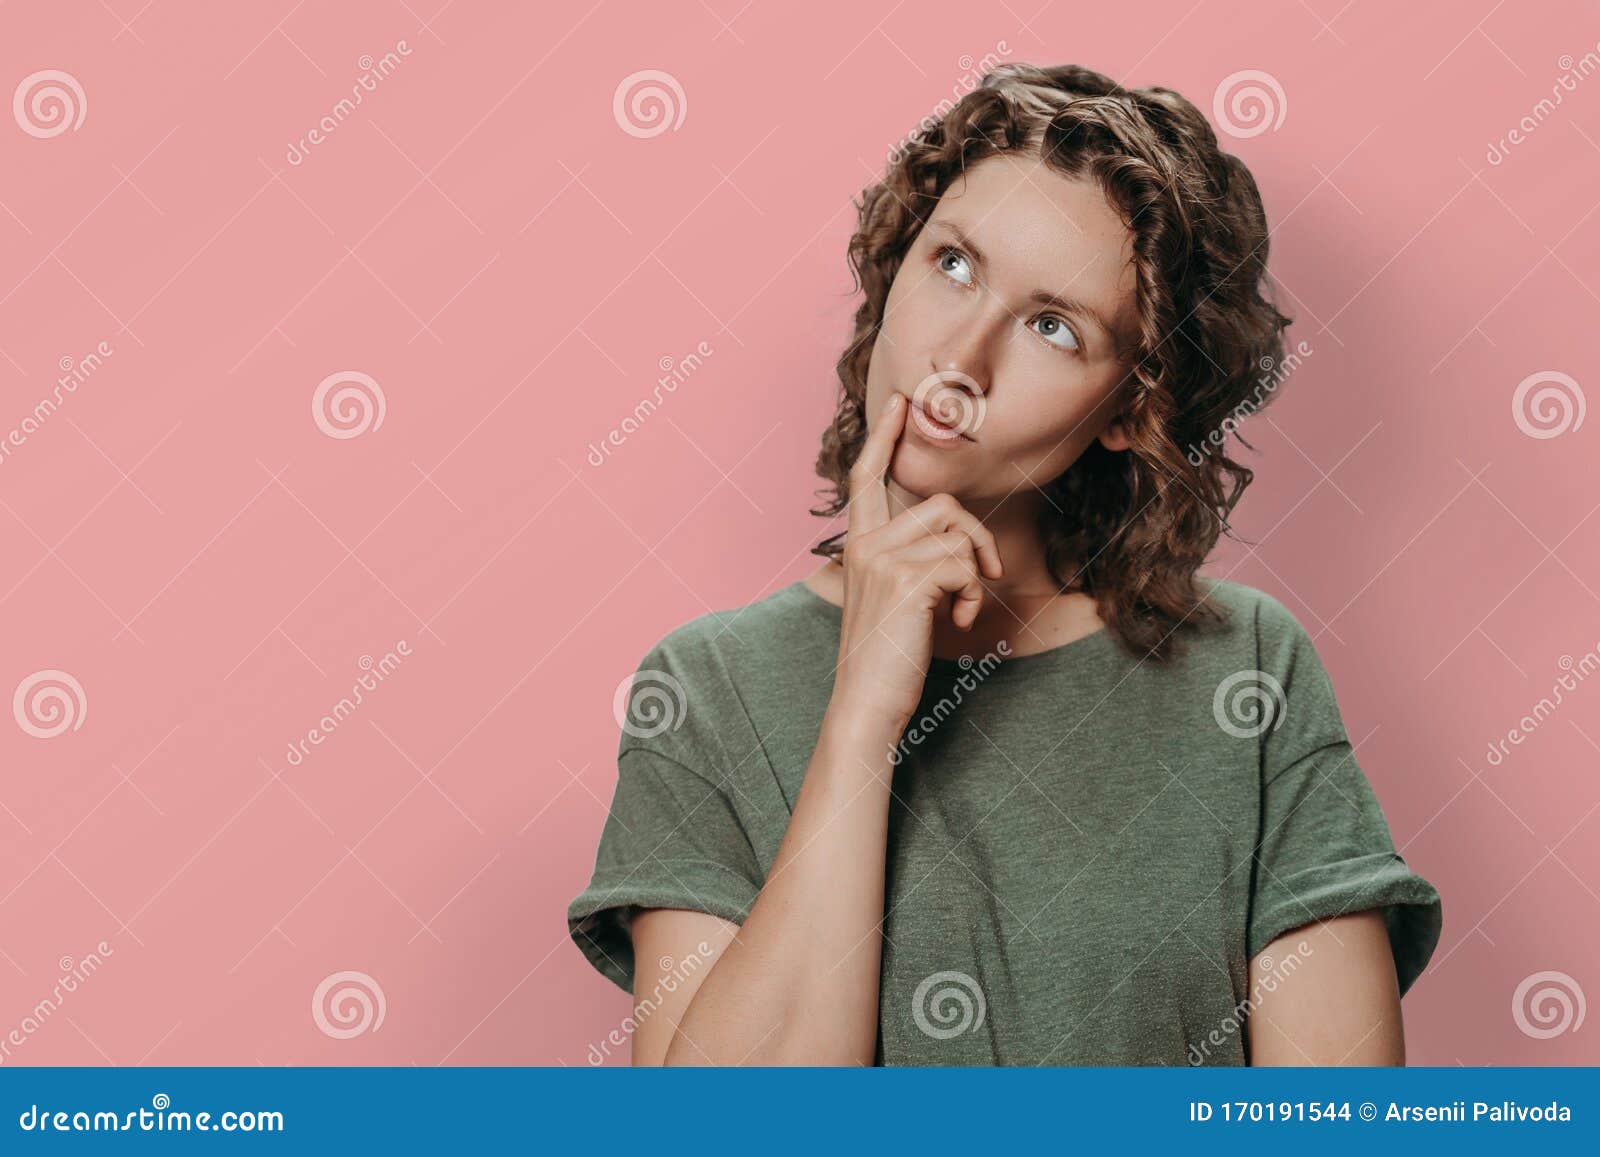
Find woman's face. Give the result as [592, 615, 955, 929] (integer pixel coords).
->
[864, 151, 1141, 507]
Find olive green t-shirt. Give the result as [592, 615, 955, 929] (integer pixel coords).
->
[567, 576, 1442, 1065]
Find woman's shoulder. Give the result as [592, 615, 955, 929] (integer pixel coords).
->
[629, 579, 839, 686]
[1197, 574, 1306, 637]
[1185, 574, 1325, 673]
[1186, 574, 1342, 714]
[614, 581, 838, 764]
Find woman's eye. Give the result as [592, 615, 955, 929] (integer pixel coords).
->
[1032, 314, 1080, 352]
[935, 246, 974, 286]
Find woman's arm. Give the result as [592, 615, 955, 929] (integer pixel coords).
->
[630, 703, 902, 1066]
[625, 908, 738, 1064]
[624, 395, 1002, 1066]
[1246, 910, 1406, 1064]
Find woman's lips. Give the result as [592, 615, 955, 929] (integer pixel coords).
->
[908, 395, 970, 445]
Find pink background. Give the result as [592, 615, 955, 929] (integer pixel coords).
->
[1, 0, 1596, 1066]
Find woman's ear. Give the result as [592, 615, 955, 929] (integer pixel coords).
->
[1097, 416, 1131, 452]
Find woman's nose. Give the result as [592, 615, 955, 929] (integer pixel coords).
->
[928, 306, 1000, 394]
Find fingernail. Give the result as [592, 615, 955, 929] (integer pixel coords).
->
[883, 395, 899, 414]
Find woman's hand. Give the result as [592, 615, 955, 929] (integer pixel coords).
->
[832, 393, 1004, 731]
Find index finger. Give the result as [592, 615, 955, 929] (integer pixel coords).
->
[847, 392, 906, 536]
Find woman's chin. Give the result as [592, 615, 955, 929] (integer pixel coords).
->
[888, 453, 970, 504]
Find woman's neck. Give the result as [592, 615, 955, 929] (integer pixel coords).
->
[806, 484, 1106, 661]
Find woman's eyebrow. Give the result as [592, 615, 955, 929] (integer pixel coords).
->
[930, 219, 1119, 342]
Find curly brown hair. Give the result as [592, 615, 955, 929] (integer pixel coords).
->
[810, 61, 1293, 662]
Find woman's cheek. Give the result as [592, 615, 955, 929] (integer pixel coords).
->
[1005, 425, 1087, 479]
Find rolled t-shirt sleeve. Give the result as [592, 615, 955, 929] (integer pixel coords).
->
[567, 743, 764, 993]
[1245, 602, 1443, 996]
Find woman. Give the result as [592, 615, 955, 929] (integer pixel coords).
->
[567, 62, 1441, 1066]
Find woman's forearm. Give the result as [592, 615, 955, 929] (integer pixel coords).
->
[663, 700, 901, 1065]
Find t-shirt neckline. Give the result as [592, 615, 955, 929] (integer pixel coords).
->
[782, 578, 1115, 679]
